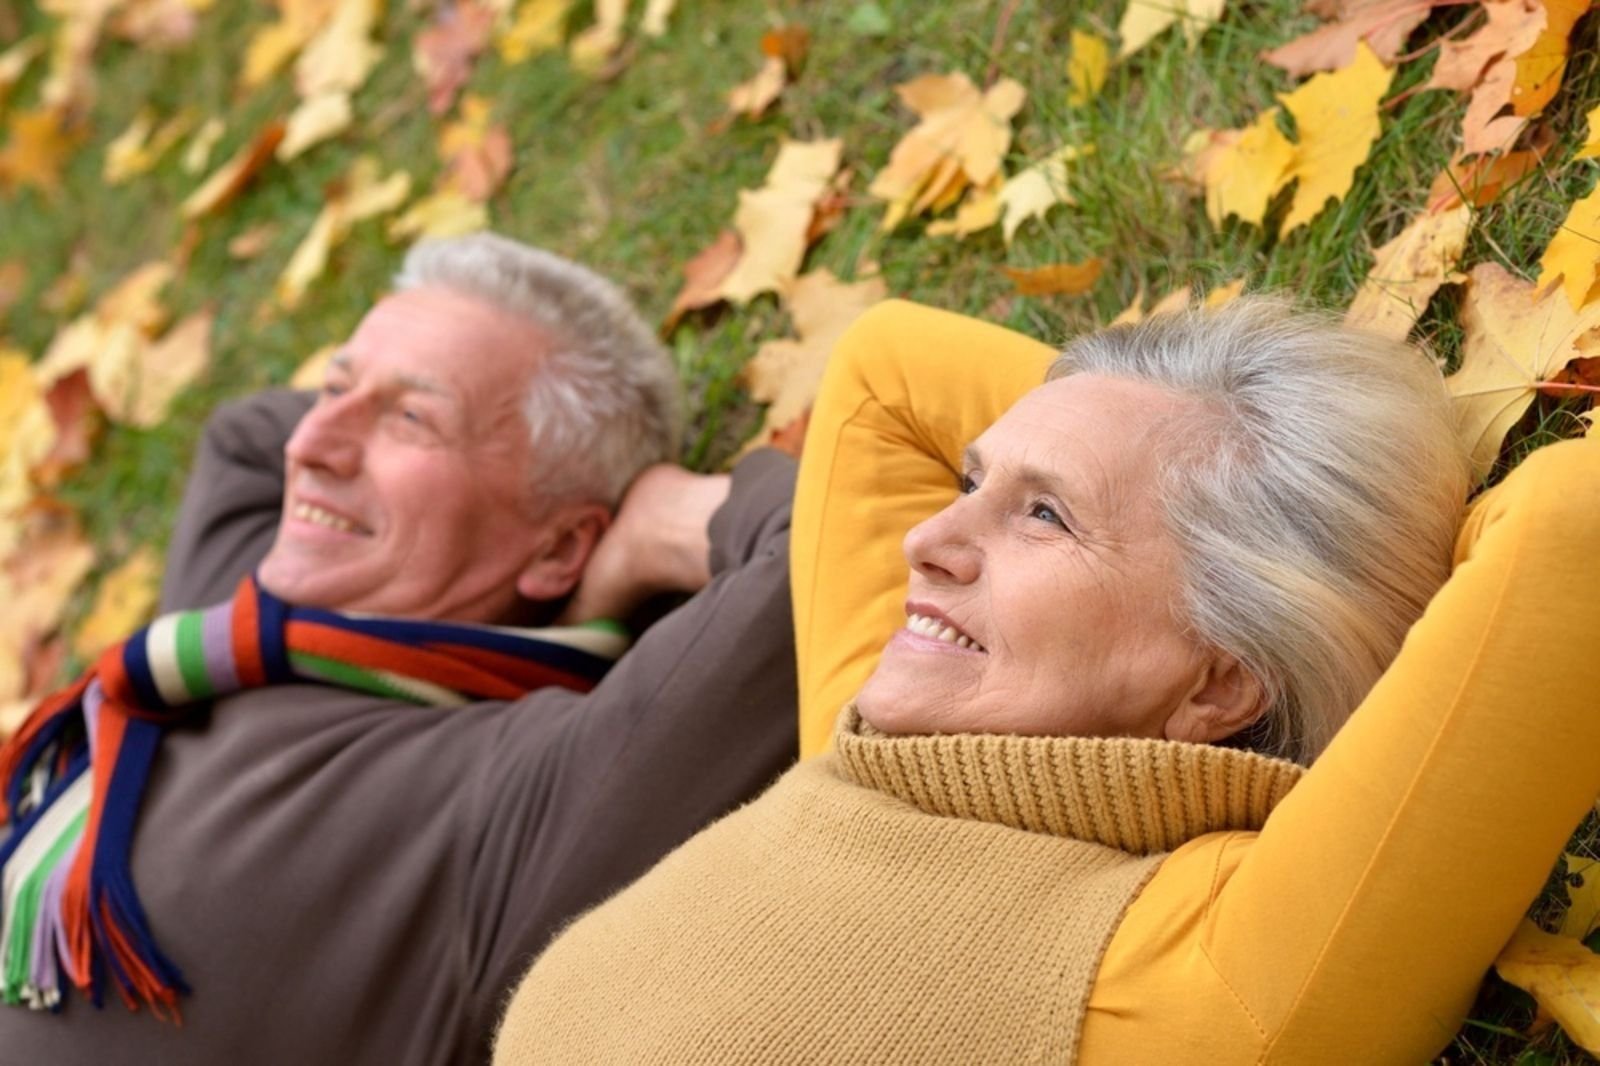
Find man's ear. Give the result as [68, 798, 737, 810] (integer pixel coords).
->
[515, 503, 611, 604]
[1162, 653, 1265, 745]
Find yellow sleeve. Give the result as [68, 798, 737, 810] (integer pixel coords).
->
[1153, 435, 1600, 1062]
[791, 301, 1055, 757]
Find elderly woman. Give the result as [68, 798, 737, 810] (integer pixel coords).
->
[494, 299, 1600, 1064]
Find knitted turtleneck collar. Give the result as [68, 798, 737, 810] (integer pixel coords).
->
[833, 706, 1305, 856]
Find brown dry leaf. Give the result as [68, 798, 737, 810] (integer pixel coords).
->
[640, 0, 676, 37]
[726, 56, 786, 121]
[281, 156, 413, 308]
[498, 0, 572, 62]
[1447, 261, 1600, 479]
[290, 343, 340, 389]
[228, 222, 279, 259]
[662, 228, 741, 335]
[1274, 41, 1394, 235]
[415, 0, 496, 116]
[0, 261, 24, 327]
[34, 368, 98, 487]
[1495, 920, 1600, 1054]
[1345, 203, 1472, 340]
[1263, 0, 1444, 77]
[1067, 29, 1110, 107]
[1204, 107, 1296, 227]
[296, 0, 384, 100]
[867, 71, 1025, 232]
[0, 37, 46, 112]
[741, 267, 888, 451]
[1001, 259, 1104, 297]
[72, 547, 162, 660]
[569, 0, 625, 75]
[387, 188, 488, 242]
[181, 120, 286, 220]
[1117, 0, 1225, 58]
[240, 0, 338, 91]
[0, 106, 82, 197]
[1426, 141, 1547, 211]
[1425, 0, 1543, 92]
[717, 138, 843, 305]
[439, 94, 513, 201]
[760, 24, 810, 72]
[1538, 181, 1600, 310]
[277, 91, 352, 161]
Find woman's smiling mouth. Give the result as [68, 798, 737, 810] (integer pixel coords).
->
[903, 611, 987, 652]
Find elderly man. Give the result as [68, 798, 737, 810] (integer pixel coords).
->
[0, 234, 799, 1064]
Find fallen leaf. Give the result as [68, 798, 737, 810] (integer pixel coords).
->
[640, 0, 676, 36]
[1263, 0, 1444, 77]
[740, 267, 888, 450]
[1170, 126, 1240, 192]
[1110, 282, 1147, 325]
[1001, 258, 1104, 296]
[98, 309, 212, 428]
[1204, 107, 1296, 227]
[1274, 41, 1395, 235]
[38, 0, 107, 113]
[1425, 141, 1548, 211]
[110, 0, 208, 49]
[181, 120, 286, 220]
[182, 115, 225, 174]
[1425, 0, 1543, 92]
[1345, 202, 1472, 340]
[72, 547, 162, 660]
[868, 71, 1026, 231]
[0, 260, 24, 327]
[0, 106, 82, 197]
[998, 145, 1090, 244]
[1510, 0, 1588, 118]
[227, 222, 279, 259]
[1538, 181, 1600, 310]
[662, 228, 741, 334]
[1561, 854, 1600, 942]
[34, 368, 98, 487]
[439, 94, 513, 200]
[1579, 104, 1600, 159]
[925, 173, 1001, 238]
[1463, 57, 1531, 153]
[1067, 29, 1110, 107]
[725, 55, 786, 120]
[241, 0, 339, 91]
[717, 138, 843, 305]
[1447, 261, 1600, 479]
[297, 0, 384, 100]
[1117, 0, 1225, 58]
[290, 343, 340, 388]
[41, 247, 89, 316]
[387, 187, 487, 242]
[1204, 278, 1246, 308]
[0, 353, 56, 515]
[1149, 286, 1193, 316]
[569, 0, 625, 75]
[0, 507, 96, 706]
[1496, 919, 1600, 1054]
[281, 156, 412, 307]
[498, 0, 572, 62]
[103, 106, 196, 184]
[277, 91, 352, 161]
[415, 0, 496, 116]
[98, 260, 176, 337]
[0, 37, 45, 112]
[760, 24, 810, 73]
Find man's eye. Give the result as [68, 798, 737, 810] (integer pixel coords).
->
[321, 381, 348, 398]
[958, 473, 978, 494]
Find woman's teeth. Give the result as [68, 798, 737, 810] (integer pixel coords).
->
[905, 613, 985, 652]
[294, 501, 360, 533]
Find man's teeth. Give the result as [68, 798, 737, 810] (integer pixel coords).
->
[294, 501, 360, 533]
[905, 612, 984, 652]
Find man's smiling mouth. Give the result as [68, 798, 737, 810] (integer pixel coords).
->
[291, 499, 369, 535]
[905, 612, 987, 652]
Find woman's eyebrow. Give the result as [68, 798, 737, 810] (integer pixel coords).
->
[963, 444, 1090, 528]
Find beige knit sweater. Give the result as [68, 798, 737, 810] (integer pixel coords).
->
[495, 709, 1304, 1064]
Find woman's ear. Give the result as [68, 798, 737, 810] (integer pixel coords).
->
[1162, 653, 1265, 745]
[515, 503, 611, 604]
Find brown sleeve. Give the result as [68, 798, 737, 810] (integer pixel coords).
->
[159, 390, 314, 612]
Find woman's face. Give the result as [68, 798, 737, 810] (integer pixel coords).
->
[856, 373, 1247, 742]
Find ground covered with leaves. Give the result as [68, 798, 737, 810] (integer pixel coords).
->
[2, 0, 1599, 1060]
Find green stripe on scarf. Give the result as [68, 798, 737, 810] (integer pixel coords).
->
[174, 613, 212, 701]
[288, 651, 427, 703]
[4, 808, 84, 1002]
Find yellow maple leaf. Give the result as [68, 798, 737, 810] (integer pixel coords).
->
[1117, 0, 1225, 58]
[96, 309, 213, 428]
[1204, 278, 1246, 308]
[1510, 0, 1588, 118]
[281, 156, 412, 308]
[1274, 40, 1394, 235]
[72, 547, 162, 660]
[1067, 29, 1110, 107]
[1579, 104, 1600, 160]
[438, 95, 513, 201]
[498, 0, 572, 62]
[717, 138, 843, 305]
[240, 0, 339, 91]
[1204, 107, 1295, 227]
[1345, 203, 1473, 341]
[1496, 919, 1600, 1054]
[998, 145, 1090, 244]
[1447, 262, 1600, 480]
[740, 267, 887, 452]
[867, 71, 1026, 231]
[98, 260, 176, 338]
[104, 106, 196, 185]
[1538, 181, 1600, 311]
[277, 91, 352, 162]
[925, 174, 1001, 238]
[0, 106, 81, 196]
[295, 0, 383, 99]
[0, 354, 56, 516]
[387, 188, 489, 242]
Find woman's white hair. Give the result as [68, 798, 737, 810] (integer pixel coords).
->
[394, 233, 682, 506]
[1048, 296, 1471, 764]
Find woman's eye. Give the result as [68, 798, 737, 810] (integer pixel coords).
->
[1030, 502, 1066, 529]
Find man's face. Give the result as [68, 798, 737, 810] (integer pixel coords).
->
[258, 286, 577, 622]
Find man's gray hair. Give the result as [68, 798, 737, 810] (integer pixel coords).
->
[1048, 296, 1471, 764]
[394, 233, 682, 506]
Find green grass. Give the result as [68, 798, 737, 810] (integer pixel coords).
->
[4, 1, 1599, 1060]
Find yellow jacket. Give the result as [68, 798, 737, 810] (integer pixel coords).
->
[793, 300, 1600, 1063]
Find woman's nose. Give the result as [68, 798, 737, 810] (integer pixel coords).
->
[903, 500, 981, 585]
[285, 397, 364, 478]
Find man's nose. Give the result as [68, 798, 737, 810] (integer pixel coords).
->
[285, 397, 364, 478]
[903, 498, 981, 585]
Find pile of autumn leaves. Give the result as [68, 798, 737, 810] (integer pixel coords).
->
[3, 0, 1600, 1050]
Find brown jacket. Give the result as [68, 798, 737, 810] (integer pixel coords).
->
[0, 391, 798, 1066]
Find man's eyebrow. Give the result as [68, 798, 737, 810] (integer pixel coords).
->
[394, 373, 453, 399]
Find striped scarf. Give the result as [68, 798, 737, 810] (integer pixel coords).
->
[0, 573, 626, 1020]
